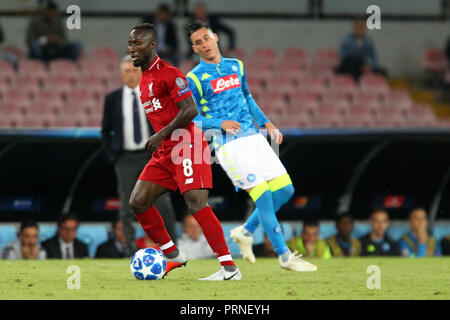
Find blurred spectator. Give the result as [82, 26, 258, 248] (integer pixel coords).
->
[326, 213, 361, 257]
[287, 219, 332, 258]
[360, 208, 400, 256]
[142, 4, 179, 66]
[1, 220, 46, 260]
[441, 235, 450, 255]
[0, 21, 19, 68]
[398, 208, 442, 257]
[26, 0, 81, 62]
[95, 217, 129, 258]
[253, 234, 277, 258]
[177, 214, 215, 260]
[102, 55, 177, 254]
[41, 213, 89, 259]
[186, 2, 235, 58]
[336, 19, 385, 80]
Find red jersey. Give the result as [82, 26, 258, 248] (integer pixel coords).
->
[139, 56, 195, 152]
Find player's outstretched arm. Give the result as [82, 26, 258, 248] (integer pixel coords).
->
[145, 96, 198, 153]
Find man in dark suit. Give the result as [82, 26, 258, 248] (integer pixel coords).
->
[95, 216, 128, 258]
[41, 213, 89, 259]
[186, 2, 236, 59]
[142, 4, 179, 65]
[101, 55, 177, 255]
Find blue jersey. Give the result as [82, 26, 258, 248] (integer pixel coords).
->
[186, 57, 269, 148]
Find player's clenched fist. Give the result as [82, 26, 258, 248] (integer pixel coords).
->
[221, 120, 241, 135]
[145, 133, 165, 153]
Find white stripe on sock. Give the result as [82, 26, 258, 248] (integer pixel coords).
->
[218, 254, 233, 262]
[160, 241, 174, 250]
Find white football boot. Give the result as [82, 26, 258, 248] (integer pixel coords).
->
[279, 250, 318, 272]
[198, 267, 242, 281]
[230, 225, 256, 264]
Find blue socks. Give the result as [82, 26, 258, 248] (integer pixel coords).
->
[244, 175, 295, 256]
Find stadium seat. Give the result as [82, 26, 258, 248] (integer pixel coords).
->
[339, 115, 374, 128]
[0, 61, 16, 84]
[1, 101, 29, 115]
[359, 73, 390, 96]
[92, 46, 119, 61]
[329, 74, 358, 97]
[18, 59, 49, 83]
[11, 75, 41, 99]
[0, 225, 17, 252]
[49, 59, 80, 80]
[283, 48, 308, 62]
[3, 46, 24, 59]
[314, 48, 340, 69]
[38, 224, 57, 242]
[77, 225, 109, 257]
[298, 76, 328, 97]
[43, 74, 75, 98]
[407, 104, 437, 123]
[251, 47, 278, 62]
[349, 104, 378, 118]
[423, 48, 447, 73]
[279, 223, 294, 241]
[384, 89, 413, 114]
[230, 48, 247, 61]
[3, 89, 31, 105]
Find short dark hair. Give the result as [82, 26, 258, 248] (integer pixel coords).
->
[408, 207, 427, 219]
[185, 20, 211, 39]
[303, 218, 319, 228]
[370, 207, 388, 218]
[158, 4, 170, 13]
[336, 212, 353, 224]
[111, 215, 121, 229]
[132, 23, 158, 41]
[19, 220, 39, 234]
[57, 213, 79, 227]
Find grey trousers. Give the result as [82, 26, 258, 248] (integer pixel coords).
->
[114, 151, 177, 255]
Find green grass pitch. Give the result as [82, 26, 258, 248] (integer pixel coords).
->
[0, 257, 449, 300]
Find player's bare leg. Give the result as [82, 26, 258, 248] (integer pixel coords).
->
[129, 180, 188, 276]
[183, 189, 241, 281]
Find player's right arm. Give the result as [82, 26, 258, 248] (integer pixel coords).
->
[187, 73, 240, 134]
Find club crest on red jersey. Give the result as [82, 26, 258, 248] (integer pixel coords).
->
[210, 74, 241, 94]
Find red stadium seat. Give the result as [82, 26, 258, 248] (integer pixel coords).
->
[18, 59, 48, 82]
[407, 104, 437, 123]
[43, 74, 76, 98]
[339, 115, 374, 128]
[317, 104, 346, 118]
[286, 99, 319, 117]
[11, 75, 41, 99]
[349, 104, 377, 118]
[359, 73, 390, 95]
[251, 48, 278, 61]
[314, 49, 339, 69]
[1, 101, 28, 115]
[288, 91, 319, 106]
[384, 89, 413, 113]
[3, 88, 32, 105]
[329, 74, 358, 97]
[352, 91, 383, 107]
[92, 47, 119, 61]
[283, 48, 308, 62]
[49, 59, 80, 80]
[423, 48, 447, 73]
[230, 48, 247, 61]
[0, 60, 16, 84]
[297, 76, 328, 97]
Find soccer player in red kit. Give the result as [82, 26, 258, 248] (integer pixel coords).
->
[127, 23, 241, 280]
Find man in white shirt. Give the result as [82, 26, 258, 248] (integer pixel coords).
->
[102, 55, 177, 254]
[177, 214, 215, 260]
[1, 220, 46, 260]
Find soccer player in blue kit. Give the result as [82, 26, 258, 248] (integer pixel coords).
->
[185, 21, 317, 272]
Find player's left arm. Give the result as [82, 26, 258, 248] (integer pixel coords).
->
[145, 71, 198, 153]
[240, 62, 283, 144]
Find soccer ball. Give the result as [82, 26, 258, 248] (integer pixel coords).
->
[130, 248, 167, 280]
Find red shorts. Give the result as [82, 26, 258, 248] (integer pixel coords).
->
[138, 134, 213, 194]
